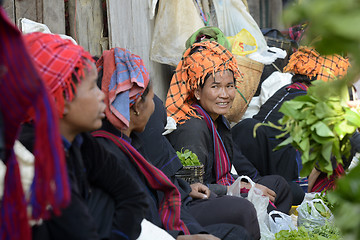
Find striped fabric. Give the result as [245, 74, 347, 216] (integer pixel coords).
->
[311, 164, 345, 192]
[96, 48, 149, 130]
[0, 8, 70, 240]
[91, 130, 190, 235]
[192, 105, 234, 186]
[165, 41, 242, 124]
[286, 82, 309, 91]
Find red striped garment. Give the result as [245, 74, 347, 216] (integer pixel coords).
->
[0, 7, 70, 240]
[192, 104, 234, 186]
[92, 130, 190, 235]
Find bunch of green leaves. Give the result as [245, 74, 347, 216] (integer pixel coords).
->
[309, 223, 343, 240]
[314, 191, 337, 213]
[176, 148, 201, 166]
[275, 225, 342, 240]
[275, 226, 310, 240]
[282, 0, 360, 238]
[306, 201, 332, 219]
[328, 163, 360, 240]
[254, 80, 360, 177]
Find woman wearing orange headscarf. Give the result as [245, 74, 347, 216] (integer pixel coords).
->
[166, 41, 292, 222]
[232, 47, 351, 202]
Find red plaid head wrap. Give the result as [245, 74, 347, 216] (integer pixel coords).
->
[24, 32, 94, 117]
[165, 41, 242, 124]
[283, 46, 350, 82]
[96, 48, 150, 130]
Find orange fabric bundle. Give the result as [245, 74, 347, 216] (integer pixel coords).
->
[166, 41, 242, 123]
[283, 46, 350, 81]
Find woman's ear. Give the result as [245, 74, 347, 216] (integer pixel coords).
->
[63, 101, 70, 116]
[194, 88, 201, 101]
[132, 97, 143, 116]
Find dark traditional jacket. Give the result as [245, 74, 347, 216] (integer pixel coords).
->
[167, 112, 233, 187]
[20, 127, 147, 240]
[96, 120, 207, 238]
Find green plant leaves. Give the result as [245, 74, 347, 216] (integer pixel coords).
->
[257, 81, 360, 177]
[176, 148, 201, 166]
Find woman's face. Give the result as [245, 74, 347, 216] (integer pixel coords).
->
[132, 86, 155, 133]
[195, 70, 235, 121]
[62, 61, 106, 138]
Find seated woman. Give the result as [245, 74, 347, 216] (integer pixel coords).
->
[23, 32, 148, 240]
[231, 47, 352, 199]
[93, 47, 253, 240]
[165, 41, 292, 214]
[136, 94, 265, 239]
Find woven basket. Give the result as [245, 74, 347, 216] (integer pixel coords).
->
[175, 165, 204, 184]
[225, 55, 264, 123]
[264, 36, 292, 53]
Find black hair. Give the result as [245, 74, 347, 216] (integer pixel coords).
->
[199, 70, 235, 89]
[97, 67, 103, 89]
[140, 80, 152, 102]
[291, 74, 314, 85]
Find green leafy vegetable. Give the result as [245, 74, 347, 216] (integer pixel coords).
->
[275, 224, 342, 240]
[254, 80, 360, 177]
[176, 148, 201, 166]
[282, 0, 360, 238]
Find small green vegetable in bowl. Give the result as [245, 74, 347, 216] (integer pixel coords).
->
[176, 148, 201, 166]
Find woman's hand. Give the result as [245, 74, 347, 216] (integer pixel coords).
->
[177, 234, 221, 240]
[347, 100, 360, 108]
[307, 167, 321, 192]
[254, 183, 276, 202]
[189, 182, 211, 199]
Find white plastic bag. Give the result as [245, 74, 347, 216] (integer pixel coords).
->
[150, 0, 205, 66]
[268, 210, 297, 234]
[137, 219, 175, 240]
[227, 176, 275, 239]
[297, 198, 334, 231]
[212, 0, 267, 54]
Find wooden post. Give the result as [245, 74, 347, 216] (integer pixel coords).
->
[106, 0, 171, 100]
[247, 0, 261, 27]
[270, 0, 284, 30]
[68, 0, 104, 56]
[14, 0, 41, 24]
[43, 0, 65, 34]
[3, 0, 15, 23]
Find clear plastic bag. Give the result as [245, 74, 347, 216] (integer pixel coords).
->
[297, 198, 334, 231]
[227, 176, 275, 239]
[268, 210, 297, 234]
[212, 0, 267, 54]
[150, 0, 205, 66]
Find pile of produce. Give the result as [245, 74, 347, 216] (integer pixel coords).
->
[275, 224, 342, 240]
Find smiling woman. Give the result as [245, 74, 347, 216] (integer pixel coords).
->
[166, 41, 293, 223]
[166, 41, 242, 186]
[194, 70, 236, 121]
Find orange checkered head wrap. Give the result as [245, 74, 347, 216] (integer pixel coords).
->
[283, 46, 350, 81]
[165, 41, 242, 124]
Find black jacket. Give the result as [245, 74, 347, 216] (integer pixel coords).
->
[20, 127, 147, 240]
[96, 120, 208, 238]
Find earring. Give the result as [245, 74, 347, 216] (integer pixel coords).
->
[134, 111, 139, 116]
[196, 97, 200, 100]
